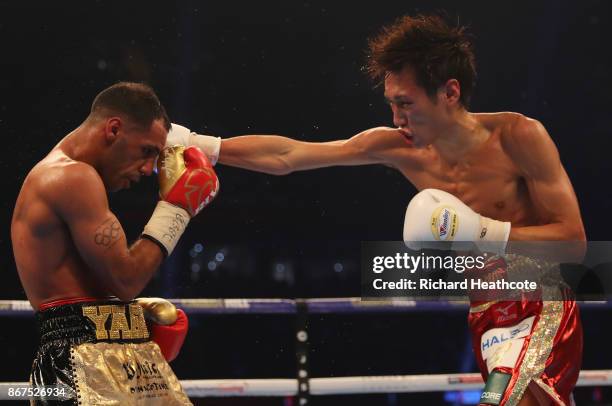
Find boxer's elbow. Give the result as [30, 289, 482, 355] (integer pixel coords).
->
[561, 220, 586, 242]
[113, 284, 141, 303]
[571, 226, 586, 242]
[115, 292, 137, 303]
[269, 156, 294, 175]
[560, 222, 587, 262]
[109, 268, 147, 302]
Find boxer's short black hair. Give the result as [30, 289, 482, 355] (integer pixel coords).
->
[90, 82, 171, 131]
[366, 14, 476, 108]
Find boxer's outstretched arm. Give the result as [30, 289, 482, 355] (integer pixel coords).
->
[503, 117, 586, 242]
[48, 163, 163, 301]
[217, 126, 415, 174]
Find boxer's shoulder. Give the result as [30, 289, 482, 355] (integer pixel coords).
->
[505, 113, 546, 140]
[474, 111, 542, 136]
[32, 156, 105, 212]
[473, 113, 550, 161]
[475, 112, 544, 142]
[496, 115, 556, 174]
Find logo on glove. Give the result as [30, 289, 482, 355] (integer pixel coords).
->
[430, 206, 458, 241]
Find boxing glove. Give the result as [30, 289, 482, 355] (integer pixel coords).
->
[142, 145, 220, 255]
[136, 297, 189, 362]
[403, 188, 510, 254]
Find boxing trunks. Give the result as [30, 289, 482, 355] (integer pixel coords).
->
[30, 298, 192, 405]
[467, 256, 582, 406]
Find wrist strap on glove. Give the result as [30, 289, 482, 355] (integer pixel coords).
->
[142, 201, 190, 256]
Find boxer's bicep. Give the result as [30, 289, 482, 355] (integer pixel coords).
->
[293, 126, 420, 169]
[50, 165, 131, 284]
[342, 127, 420, 169]
[507, 119, 584, 233]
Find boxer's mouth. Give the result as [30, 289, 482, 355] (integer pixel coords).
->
[398, 129, 414, 142]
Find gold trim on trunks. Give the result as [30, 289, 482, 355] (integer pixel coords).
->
[505, 286, 564, 405]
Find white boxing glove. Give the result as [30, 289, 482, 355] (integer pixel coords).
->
[403, 189, 511, 254]
[167, 123, 221, 165]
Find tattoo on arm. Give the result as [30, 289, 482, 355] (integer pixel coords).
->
[94, 218, 122, 249]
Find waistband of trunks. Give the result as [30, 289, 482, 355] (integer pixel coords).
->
[36, 299, 151, 347]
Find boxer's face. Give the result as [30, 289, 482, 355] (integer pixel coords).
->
[384, 67, 449, 148]
[103, 119, 167, 191]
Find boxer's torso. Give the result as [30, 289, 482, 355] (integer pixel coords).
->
[393, 112, 541, 227]
[12, 148, 109, 309]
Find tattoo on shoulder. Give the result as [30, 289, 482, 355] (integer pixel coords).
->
[94, 218, 122, 249]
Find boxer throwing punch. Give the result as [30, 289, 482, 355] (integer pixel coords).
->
[169, 15, 585, 406]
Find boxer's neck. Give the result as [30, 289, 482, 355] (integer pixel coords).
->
[432, 110, 489, 165]
[60, 123, 105, 169]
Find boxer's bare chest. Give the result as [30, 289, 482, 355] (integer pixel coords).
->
[397, 135, 538, 225]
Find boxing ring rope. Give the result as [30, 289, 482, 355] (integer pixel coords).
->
[1, 298, 611, 400]
[2, 298, 611, 316]
[2, 371, 612, 399]
[175, 370, 612, 397]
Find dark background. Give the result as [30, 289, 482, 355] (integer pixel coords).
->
[1, 1, 611, 404]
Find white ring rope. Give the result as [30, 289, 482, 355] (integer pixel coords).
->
[1, 371, 611, 399]
[1, 299, 609, 399]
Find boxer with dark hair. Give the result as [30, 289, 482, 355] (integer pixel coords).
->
[172, 14, 584, 405]
[11, 82, 219, 405]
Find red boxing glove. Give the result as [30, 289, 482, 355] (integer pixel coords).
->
[143, 146, 220, 255]
[150, 309, 189, 362]
[158, 145, 220, 217]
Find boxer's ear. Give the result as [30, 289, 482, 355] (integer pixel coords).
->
[441, 79, 461, 107]
[104, 117, 122, 144]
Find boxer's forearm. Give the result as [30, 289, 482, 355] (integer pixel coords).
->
[220, 135, 353, 174]
[219, 135, 297, 174]
[219, 135, 355, 174]
[109, 239, 164, 301]
[509, 223, 586, 262]
[509, 222, 585, 242]
[219, 133, 380, 175]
